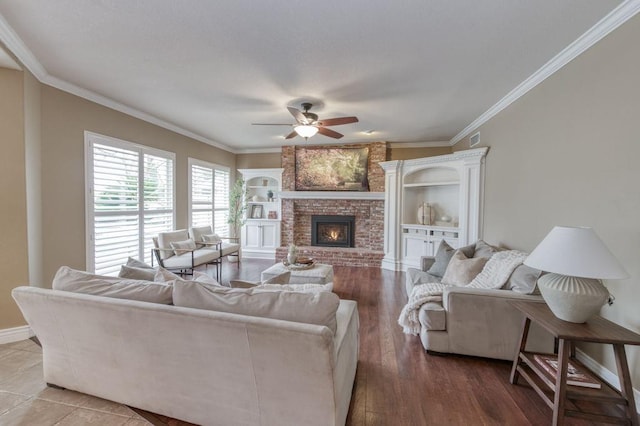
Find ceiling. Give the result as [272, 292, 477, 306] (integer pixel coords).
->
[0, 0, 628, 152]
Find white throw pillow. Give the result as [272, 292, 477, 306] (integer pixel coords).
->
[154, 267, 222, 288]
[202, 234, 222, 244]
[172, 281, 340, 333]
[52, 266, 172, 304]
[157, 229, 190, 259]
[170, 238, 197, 255]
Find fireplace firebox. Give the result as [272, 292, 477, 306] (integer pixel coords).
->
[311, 215, 356, 248]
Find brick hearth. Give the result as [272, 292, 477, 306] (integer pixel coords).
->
[278, 142, 386, 267]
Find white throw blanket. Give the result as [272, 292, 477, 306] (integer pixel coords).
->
[398, 250, 528, 335]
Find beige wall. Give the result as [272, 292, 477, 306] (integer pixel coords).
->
[454, 15, 640, 382]
[236, 152, 281, 169]
[0, 68, 29, 327]
[388, 146, 452, 160]
[40, 86, 235, 283]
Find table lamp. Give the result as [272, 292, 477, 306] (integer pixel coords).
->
[524, 226, 629, 323]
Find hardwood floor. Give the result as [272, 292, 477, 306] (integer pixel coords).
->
[1, 259, 632, 425]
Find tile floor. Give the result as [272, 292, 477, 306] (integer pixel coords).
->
[0, 338, 151, 425]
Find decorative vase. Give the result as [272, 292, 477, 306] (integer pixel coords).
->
[537, 273, 610, 323]
[267, 190, 274, 201]
[287, 244, 298, 264]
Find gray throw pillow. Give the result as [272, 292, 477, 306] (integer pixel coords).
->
[473, 240, 499, 259]
[427, 241, 475, 278]
[118, 265, 156, 281]
[503, 264, 542, 294]
[126, 257, 153, 269]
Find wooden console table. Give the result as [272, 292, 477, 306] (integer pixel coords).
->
[510, 301, 640, 426]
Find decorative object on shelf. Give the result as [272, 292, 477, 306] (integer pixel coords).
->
[268, 210, 277, 219]
[267, 190, 274, 201]
[287, 244, 298, 265]
[417, 202, 433, 225]
[252, 195, 260, 202]
[262, 179, 268, 186]
[250, 204, 264, 219]
[524, 226, 629, 323]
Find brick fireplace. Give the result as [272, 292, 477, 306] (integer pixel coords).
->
[276, 142, 386, 267]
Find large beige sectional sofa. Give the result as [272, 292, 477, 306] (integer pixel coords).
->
[405, 242, 554, 361]
[12, 268, 359, 426]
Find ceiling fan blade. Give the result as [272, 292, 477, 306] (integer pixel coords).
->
[317, 116, 359, 126]
[285, 130, 299, 139]
[251, 123, 293, 126]
[287, 106, 308, 124]
[317, 127, 344, 139]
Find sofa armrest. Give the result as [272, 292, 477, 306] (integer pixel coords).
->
[420, 256, 436, 272]
[442, 287, 544, 311]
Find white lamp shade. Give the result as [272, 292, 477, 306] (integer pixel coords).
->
[294, 125, 319, 138]
[524, 226, 629, 279]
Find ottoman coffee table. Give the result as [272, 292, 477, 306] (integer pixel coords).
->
[261, 262, 334, 284]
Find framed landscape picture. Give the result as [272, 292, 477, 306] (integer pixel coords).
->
[295, 147, 369, 191]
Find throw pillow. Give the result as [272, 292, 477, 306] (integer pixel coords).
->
[256, 283, 333, 293]
[157, 229, 190, 259]
[170, 238, 197, 255]
[473, 240, 499, 259]
[503, 264, 542, 294]
[118, 265, 156, 281]
[427, 241, 475, 278]
[172, 281, 340, 334]
[126, 257, 153, 269]
[154, 267, 182, 283]
[52, 266, 172, 304]
[202, 234, 222, 244]
[441, 250, 489, 286]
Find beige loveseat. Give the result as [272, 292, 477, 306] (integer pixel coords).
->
[12, 283, 359, 425]
[406, 255, 554, 361]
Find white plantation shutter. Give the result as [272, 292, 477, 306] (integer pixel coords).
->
[87, 133, 175, 275]
[189, 159, 230, 236]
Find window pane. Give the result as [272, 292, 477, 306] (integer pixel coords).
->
[143, 212, 174, 265]
[192, 210, 213, 229]
[214, 210, 229, 236]
[94, 214, 139, 275]
[144, 154, 173, 211]
[93, 144, 139, 212]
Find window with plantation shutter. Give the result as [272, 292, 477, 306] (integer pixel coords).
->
[189, 159, 230, 237]
[86, 132, 175, 275]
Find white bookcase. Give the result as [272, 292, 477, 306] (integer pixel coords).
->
[380, 148, 488, 271]
[238, 168, 284, 259]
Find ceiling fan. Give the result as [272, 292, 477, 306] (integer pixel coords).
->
[252, 102, 358, 140]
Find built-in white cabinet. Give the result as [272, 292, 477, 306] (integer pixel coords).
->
[380, 148, 488, 271]
[238, 168, 284, 259]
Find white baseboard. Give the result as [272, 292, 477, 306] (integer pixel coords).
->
[576, 348, 640, 414]
[0, 325, 34, 344]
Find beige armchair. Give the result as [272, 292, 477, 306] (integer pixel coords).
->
[189, 226, 241, 267]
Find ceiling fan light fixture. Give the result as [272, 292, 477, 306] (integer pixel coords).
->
[294, 125, 319, 138]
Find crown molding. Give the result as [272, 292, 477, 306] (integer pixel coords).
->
[0, 13, 238, 154]
[449, 0, 640, 146]
[389, 141, 451, 148]
[235, 147, 283, 154]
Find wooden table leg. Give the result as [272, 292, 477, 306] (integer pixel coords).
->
[613, 344, 639, 426]
[510, 316, 531, 384]
[552, 339, 571, 426]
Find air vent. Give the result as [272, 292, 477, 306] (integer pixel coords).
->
[470, 132, 481, 147]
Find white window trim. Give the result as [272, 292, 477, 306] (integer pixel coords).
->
[187, 157, 230, 231]
[84, 131, 176, 272]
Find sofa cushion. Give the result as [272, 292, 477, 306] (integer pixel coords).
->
[189, 225, 214, 242]
[157, 229, 190, 259]
[118, 265, 156, 281]
[161, 248, 221, 269]
[52, 266, 172, 304]
[257, 283, 334, 293]
[427, 241, 475, 278]
[154, 267, 223, 288]
[441, 250, 488, 286]
[229, 271, 291, 289]
[503, 264, 542, 294]
[173, 281, 340, 333]
[220, 241, 240, 256]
